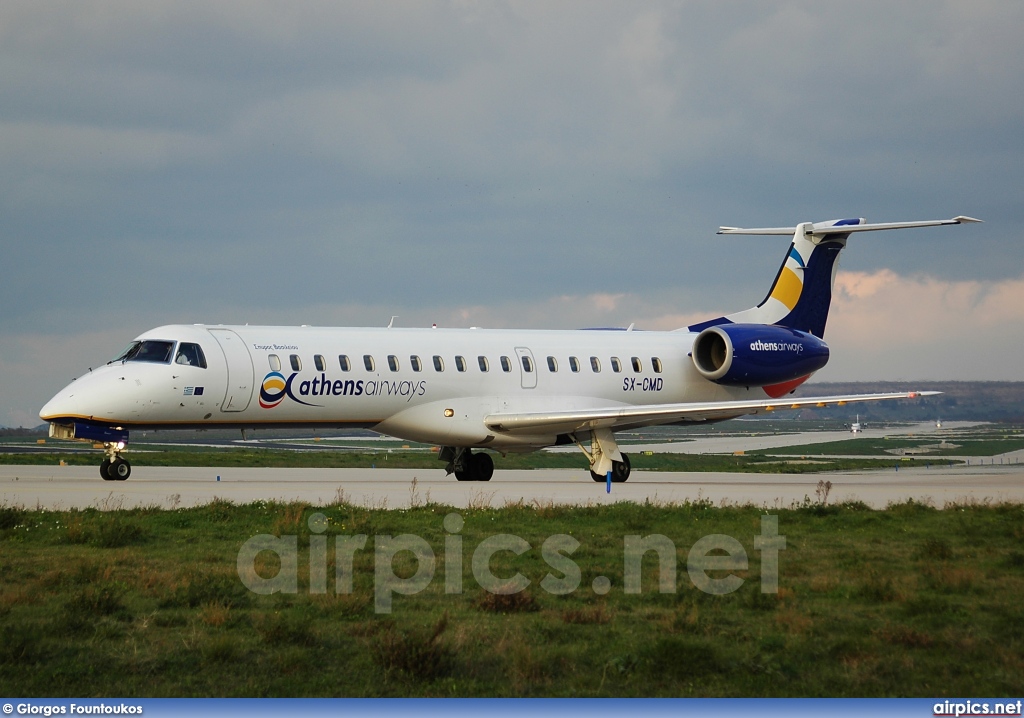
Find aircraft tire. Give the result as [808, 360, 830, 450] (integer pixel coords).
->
[100, 458, 115, 481]
[110, 458, 131, 481]
[454, 470, 473, 481]
[473, 452, 494, 482]
[590, 470, 605, 482]
[611, 454, 631, 483]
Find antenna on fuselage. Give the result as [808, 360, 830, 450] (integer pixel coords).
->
[388, 316, 398, 329]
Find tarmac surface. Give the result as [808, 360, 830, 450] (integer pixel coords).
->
[5, 421, 1021, 510]
[3, 462, 1022, 510]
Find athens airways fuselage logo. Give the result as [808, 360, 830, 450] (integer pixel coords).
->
[259, 371, 427, 409]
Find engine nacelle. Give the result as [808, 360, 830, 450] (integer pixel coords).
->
[691, 324, 829, 387]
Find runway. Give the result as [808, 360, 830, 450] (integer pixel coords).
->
[3, 462, 1022, 510]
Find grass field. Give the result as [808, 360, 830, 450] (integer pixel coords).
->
[2, 498, 1023, 697]
[755, 435, 1024, 458]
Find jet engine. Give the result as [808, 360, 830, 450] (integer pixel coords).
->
[691, 324, 829, 387]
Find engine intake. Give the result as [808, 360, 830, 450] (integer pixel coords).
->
[692, 324, 829, 387]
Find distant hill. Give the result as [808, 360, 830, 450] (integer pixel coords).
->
[794, 381, 1024, 422]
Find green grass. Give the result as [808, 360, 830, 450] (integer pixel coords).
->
[754, 436, 1024, 458]
[2, 498, 1023, 697]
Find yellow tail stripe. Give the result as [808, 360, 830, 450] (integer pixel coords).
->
[770, 266, 803, 311]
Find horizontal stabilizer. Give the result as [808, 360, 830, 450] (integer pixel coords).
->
[484, 391, 940, 435]
[718, 216, 981, 236]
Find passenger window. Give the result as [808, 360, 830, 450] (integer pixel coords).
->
[569, 356, 580, 373]
[433, 355, 444, 372]
[631, 357, 642, 373]
[174, 342, 207, 368]
[455, 355, 467, 372]
[269, 354, 281, 372]
[411, 355, 422, 372]
[590, 356, 601, 373]
[652, 357, 663, 373]
[339, 355, 351, 372]
[478, 356, 489, 372]
[290, 354, 302, 372]
[547, 356, 558, 372]
[388, 355, 399, 372]
[500, 356, 512, 372]
[314, 354, 326, 372]
[521, 355, 534, 373]
[611, 357, 622, 373]
[363, 355, 375, 372]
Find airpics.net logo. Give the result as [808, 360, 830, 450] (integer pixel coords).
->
[749, 340, 805, 353]
[259, 371, 427, 409]
[237, 513, 786, 614]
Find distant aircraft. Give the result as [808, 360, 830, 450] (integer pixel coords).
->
[40, 216, 980, 482]
[847, 414, 864, 434]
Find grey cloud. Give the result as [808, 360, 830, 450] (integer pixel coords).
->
[2, 1, 1023, 422]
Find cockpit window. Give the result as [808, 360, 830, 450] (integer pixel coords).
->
[175, 343, 207, 368]
[112, 340, 176, 364]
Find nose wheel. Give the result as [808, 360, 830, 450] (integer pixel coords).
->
[99, 449, 131, 481]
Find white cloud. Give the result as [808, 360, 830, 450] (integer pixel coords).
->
[822, 270, 1024, 380]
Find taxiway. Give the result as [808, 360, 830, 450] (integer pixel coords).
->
[3, 462, 1022, 510]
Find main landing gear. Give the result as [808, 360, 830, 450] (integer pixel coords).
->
[590, 454, 631, 483]
[440, 447, 494, 482]
[576, 428, 632, 483]
[99, 444, 131, 481]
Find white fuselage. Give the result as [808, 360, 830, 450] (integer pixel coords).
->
[40, 323, 752, 451]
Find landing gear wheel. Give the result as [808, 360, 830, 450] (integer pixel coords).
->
[589, 455, 631, 482]
[100, 458, 114, 481]
[473, 452, 494, 482]
[454, 469, 473, 481]
[109, 458, 131, 481]
[611, 454, 631, 483]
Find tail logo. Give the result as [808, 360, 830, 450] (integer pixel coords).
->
[768, 246, 807, 311]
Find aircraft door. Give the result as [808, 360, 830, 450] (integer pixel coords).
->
[514, 347, 537, 389]
[208, 328, 255, 412]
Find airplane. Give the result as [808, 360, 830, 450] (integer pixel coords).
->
[847, 414, 864, 433]
[39, 215, 980, 482]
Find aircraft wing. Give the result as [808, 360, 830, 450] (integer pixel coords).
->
[483, 391, 939, 436]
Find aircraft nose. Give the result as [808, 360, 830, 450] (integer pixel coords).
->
[39, 384, 80, 422]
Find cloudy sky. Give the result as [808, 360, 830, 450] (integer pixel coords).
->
[2, 1, 1023, 426]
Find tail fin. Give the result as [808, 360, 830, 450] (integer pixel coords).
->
[687, 216, 981, 338]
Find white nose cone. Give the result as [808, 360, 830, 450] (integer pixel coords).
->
[39, 382, 81, 422]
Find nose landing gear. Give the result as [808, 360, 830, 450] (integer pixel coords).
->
[99, 445, 131, 481]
